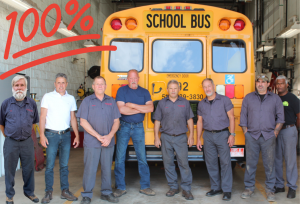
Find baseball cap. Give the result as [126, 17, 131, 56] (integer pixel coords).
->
[256, 73, 269, 82]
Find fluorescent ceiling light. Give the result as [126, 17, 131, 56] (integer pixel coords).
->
[277, 21, 300, 38]
[83, 40, 96, 47]
[57, 21, 78, 37]
[1, 0, 32, 12]
[256, 45, 274, 52]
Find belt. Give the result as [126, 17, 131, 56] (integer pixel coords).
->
[205, 128, 229, 133]
[121, 121, 143, 125]
[166, 133, 184, 137]
[10, 137, 29, 142]
[45, 128, 70, 135]
[281, 124, 295, 130]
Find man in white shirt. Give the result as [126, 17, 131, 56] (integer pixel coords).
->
[39, 73, 80, 204]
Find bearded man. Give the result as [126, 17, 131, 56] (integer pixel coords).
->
[0, 75, 39, 204]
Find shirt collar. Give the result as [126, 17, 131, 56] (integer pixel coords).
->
[204, 92, 221, 103]
[10, 96, 29, 104]
[91, 93, 109, 101]
[166, 95, 183, 102]
[53, 89, 68, 96]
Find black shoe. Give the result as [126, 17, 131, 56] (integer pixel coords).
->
[287, 188, 296, 199]
[274, 187, 285, 194]
[100, 193, 119, 203]
[223, 192, 231, 201]
[80, 197, 91, 204]
[206, 189, 223, 197]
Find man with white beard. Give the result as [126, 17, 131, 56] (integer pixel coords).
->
[0, 75, 39, 204]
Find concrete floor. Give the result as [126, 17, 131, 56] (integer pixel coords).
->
[0, 148, 299, 204]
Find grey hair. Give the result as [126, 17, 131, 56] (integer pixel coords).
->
[127, 69, 139, 76]
[11, 75, 27, 87]
[55, 73, 68, 81]
[93, 76, 106, 85]
[276, 75, 288, 84]
[167, 80, 180, 88]
[202, 78, 214, 86]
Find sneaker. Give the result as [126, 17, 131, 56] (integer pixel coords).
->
[100, 193, 119, 203]
[267, 192, 275, 202]
[80, 197, 91, 204]
[222, 192, 231, 201]
[139, 188, 156, 196]
[41, 191, 52, 204]
[113, 189, 127, 198]
[6, 196, 14, 204]
[287, 188, 296, 199]
[61, 189, 78, 201]
[24, 194, 39, 203]
[241, 189, 254, 199]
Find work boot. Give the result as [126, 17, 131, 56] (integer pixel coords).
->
[100, 193, 119, 203]
[182, 190, 194, 200]
[41, 191, 52, 204]
[113, 189, 127, 197]
[267, 192, 275, 202]
[241, 189, 254, 199]
[80, 197, 91, 204]
[24, 194, 39, 203]
[139, 188, 156, 196]
[6, 197, 13, 204]
[274, 187, 285, 194]
[287, 188, 296, 199]
[166, 189, 179, 197]
[61, 189, 78, 201]
[206, 189, 223, 197]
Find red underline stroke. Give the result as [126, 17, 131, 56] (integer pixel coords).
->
[13, 34, 101, 59]
[0, 46, 117, 80]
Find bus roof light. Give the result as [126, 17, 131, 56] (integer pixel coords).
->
[194, 8, 205, 11]
[125, 19, 137, 30]
[175, 6, 181, 10]
[235, 85, 244, 99]
[111, 19, 122, 30]
[216, 85, 225, 96]
[165, 6, 172, 10]
[219, 19, 231, 31]
[234, 19, 245, 31]
[185, 6, 191, 10]
[151, 8, 162, 11]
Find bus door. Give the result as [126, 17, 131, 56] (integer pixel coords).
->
[147, 36, 207, 144]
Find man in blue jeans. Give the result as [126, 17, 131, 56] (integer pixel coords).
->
[39, 73, 80, 203]
[114, 69, 155, 197]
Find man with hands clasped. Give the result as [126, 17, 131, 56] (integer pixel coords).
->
[153, 80, 195, 200]
[77, 76, 121, 204]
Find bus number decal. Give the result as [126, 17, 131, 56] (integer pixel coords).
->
[183, 82, 188, 91]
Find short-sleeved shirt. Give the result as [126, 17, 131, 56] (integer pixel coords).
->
[76, 94, 121, 148]
[197, 93, 233, 131]
[239, 91, 285, 140]
[153, 96, 194, 135]
[41, 90, 77, 131]
[116, 85, 152, 123]
[279, 92, 300, 126]
[0, 97, 39, 140]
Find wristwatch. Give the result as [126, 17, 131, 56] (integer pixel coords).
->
[230, 133, 236, 137]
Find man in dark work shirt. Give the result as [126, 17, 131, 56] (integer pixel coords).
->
[274, 75, 300, 199]
[0, 75, 39, 204]
[239, 74, 285, 202]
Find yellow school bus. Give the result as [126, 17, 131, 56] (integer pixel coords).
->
[101, 3, 255, 165]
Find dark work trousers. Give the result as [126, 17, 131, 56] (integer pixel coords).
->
[275, 126, 298, 190]
[244, 132, 276, 193]
[203, 130, 232, 192]
[81, 146, 114, 199]
[4, 136, 35, 199]
[161, 133, 193, 191]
